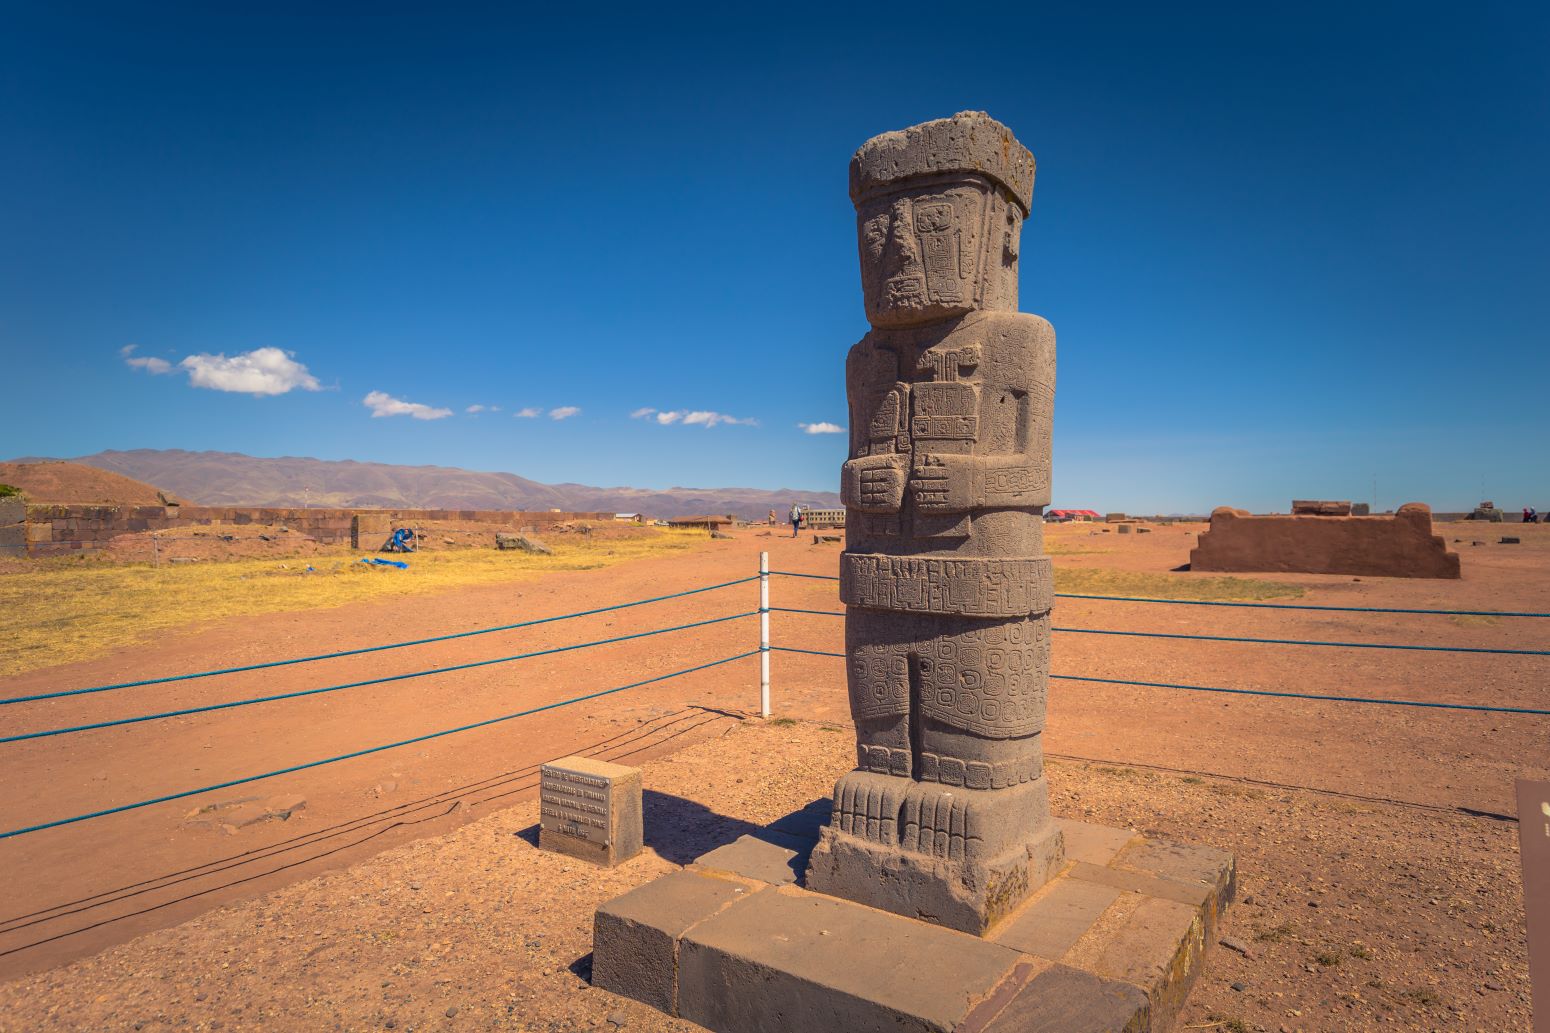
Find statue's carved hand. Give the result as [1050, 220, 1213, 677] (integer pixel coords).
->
[841, 455, 907, 513]
[909, 454, 977, 513]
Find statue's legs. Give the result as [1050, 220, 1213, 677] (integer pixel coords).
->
[809, 608, 1064, 933]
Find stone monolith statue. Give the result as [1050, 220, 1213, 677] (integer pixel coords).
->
[806, 111, 1063, 934]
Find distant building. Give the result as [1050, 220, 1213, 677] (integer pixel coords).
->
[1046, 509, 1100, 522]
[801, 507, 846, 529]
[613, 512, 644, 523]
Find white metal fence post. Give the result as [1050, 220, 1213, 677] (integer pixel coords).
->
[759, 551, 771, 718]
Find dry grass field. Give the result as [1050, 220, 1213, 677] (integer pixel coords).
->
[0, 519, 1545, 1031]
[0, 528, 704, 676]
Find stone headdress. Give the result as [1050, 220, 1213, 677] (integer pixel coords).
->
[848, 110, 1036, 215]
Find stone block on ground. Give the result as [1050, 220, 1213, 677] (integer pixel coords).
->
[1065, 894, 1205, 1025]
[496, 533, 552, 554]
[692, 828, 816, 886]
[352, 512, 392, 551]
[976, 962, 1151, 1033]
[538, 756, 641, 867]
[591, 816, 1233, 1033]
[592, 869, 761, 1015]
[991, 877, 1124, 960]
[677, 885, 1030, 1033]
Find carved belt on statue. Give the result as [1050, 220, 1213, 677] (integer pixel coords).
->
[840, 554, 1054, 617]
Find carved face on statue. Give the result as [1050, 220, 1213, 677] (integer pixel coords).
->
[856, 174, 1023, 329]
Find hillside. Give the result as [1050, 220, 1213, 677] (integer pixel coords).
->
[0, 461, 185, 506]
[33, 450, 839, 519]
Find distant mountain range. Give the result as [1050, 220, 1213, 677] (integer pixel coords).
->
[11, 450, 840, 520]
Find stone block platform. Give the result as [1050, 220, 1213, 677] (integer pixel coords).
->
[592, 803, 1233, 1033]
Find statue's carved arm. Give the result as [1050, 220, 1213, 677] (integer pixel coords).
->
[908, 453, 1049, 514]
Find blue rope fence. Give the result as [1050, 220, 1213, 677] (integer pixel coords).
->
[767, 607, 1549, 657]
[9, 559, 1544, 843]
[0, 650, 760, 841]
[766, 646, 1550, 716]
[1051, 593, 1550, 619]
[766, 571, 1550, 618]
[1, 575, 761, 707]
[2, 611, 759, 745]
[1053, 627, 1550, 655]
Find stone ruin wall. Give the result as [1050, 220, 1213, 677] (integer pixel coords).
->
[1189, 502, 1461, 579]
[0, 497, 25, 558]
[16, 504, 613, 557]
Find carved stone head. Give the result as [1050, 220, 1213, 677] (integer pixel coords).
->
[850, 112, 1036, 329]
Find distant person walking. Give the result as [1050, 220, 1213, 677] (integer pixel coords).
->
[789, 503, 803, 538]
[1526, 507, 1539, 524]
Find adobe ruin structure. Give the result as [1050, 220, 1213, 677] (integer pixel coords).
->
[1190, 501, 1461, 579]
[17, 503, 611, 557]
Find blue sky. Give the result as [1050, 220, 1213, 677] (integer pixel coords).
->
[2, 2, 1545, 512]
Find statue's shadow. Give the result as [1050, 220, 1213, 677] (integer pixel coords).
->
[550, 793, 833, 987]
[515, 791, 831, 868]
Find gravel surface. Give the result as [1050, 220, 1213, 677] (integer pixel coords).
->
[0, 718, 1529, 1032]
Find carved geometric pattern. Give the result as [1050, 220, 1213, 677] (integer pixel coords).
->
[841, 554, 1054, 617]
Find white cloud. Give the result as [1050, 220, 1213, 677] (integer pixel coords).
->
[120, 343, 173, 375]
[466, 404, 503, 414]
[180, 347, 321, 396]
[549, 406, 581, 420]
[363, 390, 453, 420]
[800, 421, 846, 434]
[514, 407, 542, 418]
[685, 411, 752, 428]
[634, 407, 756, 428]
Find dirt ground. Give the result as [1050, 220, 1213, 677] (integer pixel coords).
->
[0, 720, 1531, 1033]
[1, 519, 1545, 1030]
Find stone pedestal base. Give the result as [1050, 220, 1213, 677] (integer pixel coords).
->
[807, 771, 1065, 934]
[591, 805, 1234, 1033]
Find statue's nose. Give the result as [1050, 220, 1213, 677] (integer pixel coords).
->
[883, 223, 914, 268]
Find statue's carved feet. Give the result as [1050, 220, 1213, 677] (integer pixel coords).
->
[831, 769, 910, 845]
[829, 769, 1048, 862]
[813, 769, 1065, 934]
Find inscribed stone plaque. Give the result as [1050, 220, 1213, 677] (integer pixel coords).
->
[1517, 779, 1550, 1033]
[538, 756, 642, 867]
